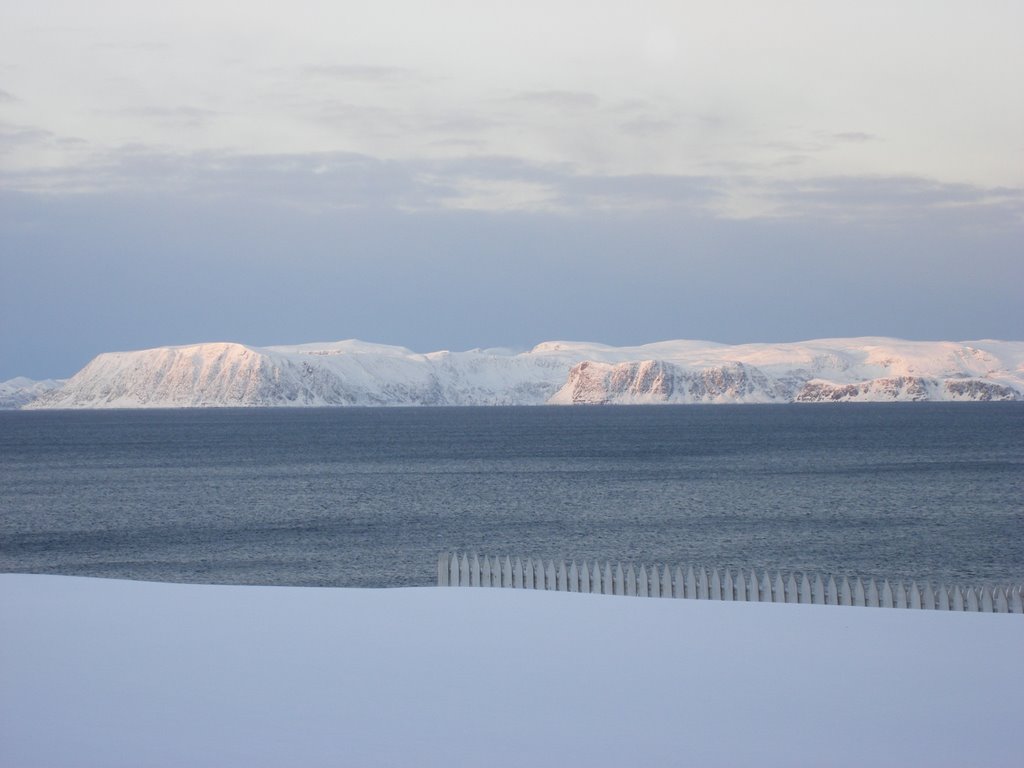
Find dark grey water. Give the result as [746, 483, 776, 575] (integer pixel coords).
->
[1, 405, 1021, 587]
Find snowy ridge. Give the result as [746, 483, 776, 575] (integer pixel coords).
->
[23, 337, 1024, 408]
[0, 377, 65, 409]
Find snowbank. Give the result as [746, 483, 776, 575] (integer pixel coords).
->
[1, 574, 1021, 767]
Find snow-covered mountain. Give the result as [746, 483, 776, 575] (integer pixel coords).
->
[23, 337, 1024, 408]
[0, 377, 66, 409]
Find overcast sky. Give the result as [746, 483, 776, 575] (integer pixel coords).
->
[1, 1, 1022, 379]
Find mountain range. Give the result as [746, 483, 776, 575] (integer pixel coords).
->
[5, 337, 1022, 409]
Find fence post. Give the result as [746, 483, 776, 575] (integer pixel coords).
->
[867, 579, 879, 607]
[952, 585, 965, 611]
[1011, 586, 1023, 614]
[687, 567, 698, 599]
[773, 572, 785, 603]
[662, 565, 673, 598]
[919, 582, 933, 610]
[711, 568, 722, 601]
[604, 562, 614, 595]
[650, 566, 661, 598]
[674, 566, 686, 598]
[638, 564, 649, 597]
[966, 587, 979, 612]
[569, 561, 579, 593]
[995, 587, 1009, 613]
[449, 553, 460, 587]
[895, 581, 907, 609]
[699, 567, 711, 600]
[745, 571, 757, 602]
[481, 556, 492, 587]
[786, 573, 799, 604]
[723, 569, 734, 601]
[438, 553, 449, 586]
[592, 562, 602, 594]
[909, 581, 925, 610]
[881, 580, 893, 608]
[981, 587, 994, 613]
[936, 584, 949, 610]
[762, 572, 773, 604]
[843, 581, 860, 610]
[734, 570, 746, 602]
[626, 564, 638, 597]
[513, 557, 524, 588]
[800, 574, 812, 604]
[614, 563, 625, 596]
[839, 577, 852, 606]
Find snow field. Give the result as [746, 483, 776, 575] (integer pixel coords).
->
[2, 574, 1021, 767]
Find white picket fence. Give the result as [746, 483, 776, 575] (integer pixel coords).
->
[437, 552, 1024, 613]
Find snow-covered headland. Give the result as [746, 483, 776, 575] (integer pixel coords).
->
[1, 574, 1020, 767]
[15, 336, 1024, 408]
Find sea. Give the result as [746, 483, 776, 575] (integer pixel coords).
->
[1, 404, 1022, 588]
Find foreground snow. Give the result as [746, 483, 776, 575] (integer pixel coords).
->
[22, 336, 1024, 407]
[2, 575, 1021, 767]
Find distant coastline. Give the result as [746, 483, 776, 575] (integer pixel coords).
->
[8, 336, 1023, 409]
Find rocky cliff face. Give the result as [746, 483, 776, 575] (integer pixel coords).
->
[942, 379, 1020, 401]
[550, 360, 786, 404]
[794, 376, 1020, 402]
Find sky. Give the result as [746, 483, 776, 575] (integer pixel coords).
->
[1, 1, 1022, 379]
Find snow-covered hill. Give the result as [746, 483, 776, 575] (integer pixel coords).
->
[0, 377, 65, 409]
[23, 337, 1024, 408]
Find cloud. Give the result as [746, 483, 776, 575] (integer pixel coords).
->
[421, 115, 498, 134]
[93, 42, 171, 52]
[0, 88, 17, 103]
[507, 90, 601, 109]
[618, 117, 676, 136]
[113, 106, 219, 126]
[771, 155, 811, 168]
[0, 122, 54, 148]
[560, 173, 720, 211]
[757, 130, 879, 159]
[768, 175, 1023, 212]
[303, 64, 417, 83]
[2, 139, 1020, 227]
[428, 137, 486, 149]
[831, 131, 878, 143]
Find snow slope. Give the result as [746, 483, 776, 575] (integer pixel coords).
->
[24, 337, 1024, 408]
[0, 376, 65, 409]
[1, 575, 1021, 768]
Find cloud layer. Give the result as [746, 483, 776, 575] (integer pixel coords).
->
[1, 2, 1021, 378]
